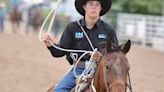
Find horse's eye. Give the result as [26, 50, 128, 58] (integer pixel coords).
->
[106, 66, 109, 69]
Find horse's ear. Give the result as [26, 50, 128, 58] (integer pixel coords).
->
[121, 40, 131, 54]
[105, 39, 112, 53]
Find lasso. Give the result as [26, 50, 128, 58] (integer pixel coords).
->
[38, 0, 97, 91]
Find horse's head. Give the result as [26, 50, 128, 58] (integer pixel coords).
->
[103, 40, 131, 92]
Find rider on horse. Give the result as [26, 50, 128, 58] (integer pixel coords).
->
[42, 0, 118, 92]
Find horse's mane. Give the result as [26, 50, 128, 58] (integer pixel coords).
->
[99, 39, 131, 55]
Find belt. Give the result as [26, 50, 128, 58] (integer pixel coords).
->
[73, 61, 85, 66]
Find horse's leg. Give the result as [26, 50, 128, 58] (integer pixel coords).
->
[14, 22, 19, 33]
[35, 26, 39, 34]
[32, 26, 36, 34]
[12, 22, 17, 33]
[16, 20, 20, 32]
[25, 23, 30, 35]
[17, 21, 19, 29]
[33, 25, 39, 34]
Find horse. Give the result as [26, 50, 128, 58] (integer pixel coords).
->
[9, 6, 22, 33]
[31, 10, 41, 34]
[90, 40, 132, 92]
[47, 39, 132, 92]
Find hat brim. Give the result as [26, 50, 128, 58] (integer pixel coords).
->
[75, 0, 111, 16]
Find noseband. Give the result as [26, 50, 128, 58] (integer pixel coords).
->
[109, 81, 125, 89]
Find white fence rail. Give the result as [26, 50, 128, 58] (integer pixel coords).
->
[116, 13, 164, 51]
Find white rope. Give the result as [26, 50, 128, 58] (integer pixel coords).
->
[73, 51, 91, 77]
[39, 0, 61, 41]
[38, 0, 93, 53]
[74, 49, 97, 92]
[50, 42, 92, 53]
[73, 48, 97, 77]
[77, 21, 95, 51]
[47, 0, 62, 34]
[91, 79, 97, 92]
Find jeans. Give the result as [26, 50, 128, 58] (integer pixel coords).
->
[52, 65, 85, 92]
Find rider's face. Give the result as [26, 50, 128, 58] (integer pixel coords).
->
[83, 0, 102, 18]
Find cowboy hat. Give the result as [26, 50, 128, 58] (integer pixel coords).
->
[75, 0, 112, 16]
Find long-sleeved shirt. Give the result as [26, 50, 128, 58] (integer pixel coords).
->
[48, 18, 118, 65]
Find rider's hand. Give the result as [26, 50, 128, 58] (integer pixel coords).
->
[92, 51, 103, 62]
[41, 33, 56, 47]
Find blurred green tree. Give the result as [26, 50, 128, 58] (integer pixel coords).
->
[112, 0, 163, 15]
[106, 0, 163, 28]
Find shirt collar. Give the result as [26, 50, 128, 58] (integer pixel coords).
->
[80, 18, 101, 27]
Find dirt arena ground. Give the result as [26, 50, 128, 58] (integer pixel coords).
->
[0, 31, 164, 92]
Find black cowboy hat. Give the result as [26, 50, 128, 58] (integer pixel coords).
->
[75, 0, 112, 16]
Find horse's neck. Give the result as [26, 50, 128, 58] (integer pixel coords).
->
[94, 59, 107, 92]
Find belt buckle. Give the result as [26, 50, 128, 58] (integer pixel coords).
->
[74, 60, 84, 66]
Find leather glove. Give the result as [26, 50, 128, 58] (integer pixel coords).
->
[92, 51, 103, 62]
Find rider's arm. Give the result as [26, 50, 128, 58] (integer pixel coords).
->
[48, 24, 73, 57]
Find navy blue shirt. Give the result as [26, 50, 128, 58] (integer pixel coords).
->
[48, 18, 118, 65]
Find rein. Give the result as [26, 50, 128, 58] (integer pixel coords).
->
[106, 72, 133, 92]
[109, 81, 125, 89]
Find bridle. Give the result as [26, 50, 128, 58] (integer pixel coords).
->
[109, 81, 126, 89]
[103, 53, 133, 92]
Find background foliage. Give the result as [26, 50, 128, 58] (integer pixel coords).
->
[106, 0, 163, 27]
[112, 0, 163, 15]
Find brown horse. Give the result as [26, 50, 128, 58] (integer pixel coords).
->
[92, 40, 132, 92]
[47, 40, 132, 92]
[70, 40, 132, 92]
[31, 10, 41, 34]
[10, 6, 22, 33]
